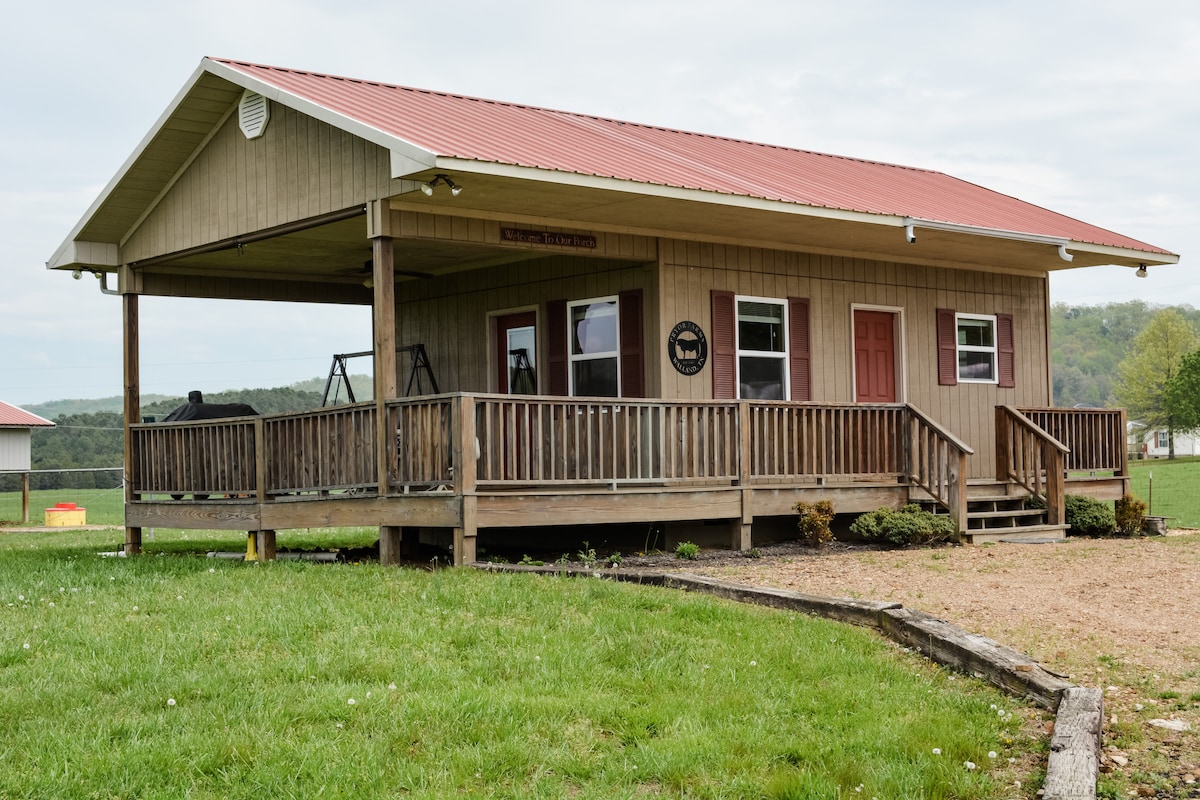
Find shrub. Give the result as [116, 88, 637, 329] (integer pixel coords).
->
[794, 499, 835, 547]
[1064, 494, 1116, 537]
[1114, 494, 1147, 537]
[849, 504, 955, 546]
[674, 541, 700, 560]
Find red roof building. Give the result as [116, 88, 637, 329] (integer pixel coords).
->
[47, 58, 1176, 559]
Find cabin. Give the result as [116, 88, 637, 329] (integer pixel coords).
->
[48, 57, 1179, 563]
[0, 401, 55, 523]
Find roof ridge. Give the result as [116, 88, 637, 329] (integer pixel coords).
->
[210, 57, 942, 177]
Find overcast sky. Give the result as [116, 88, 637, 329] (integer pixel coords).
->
[2, 0, 1196, 406]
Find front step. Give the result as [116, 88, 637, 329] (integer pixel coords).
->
[964, 524, 1069, 545]
[912, 481, 1069, 544]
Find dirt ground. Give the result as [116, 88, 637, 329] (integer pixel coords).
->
[627, 533, 1200, 797]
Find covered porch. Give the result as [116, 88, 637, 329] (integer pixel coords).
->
[124, 397, 1128, 563]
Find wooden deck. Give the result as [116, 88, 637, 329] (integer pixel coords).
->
[124, 396, 1128, 563]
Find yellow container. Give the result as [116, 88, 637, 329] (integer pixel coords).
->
[45, 502, 86, 527]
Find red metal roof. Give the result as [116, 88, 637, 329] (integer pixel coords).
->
[0, 401, 54, 428]
[213, 58, 1171, 257]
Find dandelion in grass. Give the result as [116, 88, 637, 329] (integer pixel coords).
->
[48, 602, 54, 608]
[931, 748, 941, 755]
[388, 683, 397, 691]
[167, 698, 176, 707]
[348, 698, 356, 706]
[964, 761, 976, 770]
[133, 606, 139, 612]
[17, 595, 23, 601]
[987, 751, 997, 759]
[23, 643, 30, 650]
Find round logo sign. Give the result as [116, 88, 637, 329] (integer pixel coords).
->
[668, 321, 708, 376]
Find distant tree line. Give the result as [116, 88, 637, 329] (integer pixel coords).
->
[1051, 300, 1200, 407]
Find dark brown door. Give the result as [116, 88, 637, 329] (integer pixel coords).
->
[854, 310, 896, 403]
[495, 311, 537, 394]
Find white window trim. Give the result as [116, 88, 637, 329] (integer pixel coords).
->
[567, 295, 621, 397]
[849, 304, 907, 403]
[734, 295, 789, 400]
[955, 312, 999, 385]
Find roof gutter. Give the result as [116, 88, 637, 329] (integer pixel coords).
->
[902, 217, 1074, 262]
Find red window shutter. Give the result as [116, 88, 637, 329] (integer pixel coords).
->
[936, 308, 958, 386]
[711, 290, 736, 399]
[788, 297, 811, 401]
[619, 289, 644, 398]
[546, 299, 568, 396]
[996, 312, 1015, 388]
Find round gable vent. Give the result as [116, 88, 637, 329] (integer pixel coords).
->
[238, 90, 270, 140]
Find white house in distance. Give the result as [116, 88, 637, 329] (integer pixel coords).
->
[0, 400, 55, 523]
[1129, 421, 1200, 459]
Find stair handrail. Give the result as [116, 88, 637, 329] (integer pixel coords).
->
[905, 404, 974, 539]
[995, 405, 1068, 527]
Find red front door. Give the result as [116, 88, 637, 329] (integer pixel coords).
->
[854, 310, 896, 403]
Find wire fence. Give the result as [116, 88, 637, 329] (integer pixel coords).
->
[0, 468, 125, 526]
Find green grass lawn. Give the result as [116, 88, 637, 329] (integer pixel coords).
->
[0, 529, 1038, 799]
[1128, 456, 1200, 527]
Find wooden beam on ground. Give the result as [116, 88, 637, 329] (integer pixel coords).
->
[1042, 687, 1103, 800]
[880, 607, 1073, 710]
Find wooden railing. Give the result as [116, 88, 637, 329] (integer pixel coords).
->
[388, 395, 456, 490]
[128, 396, 977, 522]
[1016, 407, 1127, 475]
[746, 403, 908, 479]
[130, 415, 259, 498]
[263, 403, 377, 494]
[906, 404, 974, 536]
[996, 406, 1069, 525]
[472, 395, 740, 486]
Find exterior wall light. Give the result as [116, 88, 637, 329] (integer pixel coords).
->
[421, 174, 463, 197]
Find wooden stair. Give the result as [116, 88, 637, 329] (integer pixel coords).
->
[915, 481, 1069, 544]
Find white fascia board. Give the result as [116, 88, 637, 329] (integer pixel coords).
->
[903, 216, 1178, 267]
[46, 241, 120, 271]
[429, 157, 902, 229]
[202, 59, 437, 177]
[1059, 241, 1180, 267]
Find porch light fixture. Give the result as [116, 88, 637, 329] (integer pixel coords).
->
[1136, 263, 1148, 278]
[420, 174, 463, 197]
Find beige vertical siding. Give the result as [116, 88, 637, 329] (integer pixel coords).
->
[394, 254, 655, 394]
[657, 240, 1050, 478]
[123, 105, 397, 263]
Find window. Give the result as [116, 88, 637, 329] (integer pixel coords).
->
[568, 296, 619, 397]
[955, 313, 997, 383]
[737, 297, 788, 399]
[1157, 431, 1169, 449]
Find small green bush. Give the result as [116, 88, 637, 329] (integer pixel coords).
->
[849, 504, 955, 546]
[1114, 494, 1147, 537]
[1064, 494, 1116, 537]
[795, 499, 835, 547]
[674, 541, 700, 560]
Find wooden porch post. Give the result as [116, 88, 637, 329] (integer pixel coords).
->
[122, 290, 142, 556]
[452, 395, 478, 565]
[731, 401, 753, 551]
[20, 472, 30, 524]
[369, 201, 402, 564]
[948, 450, 968, 542]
